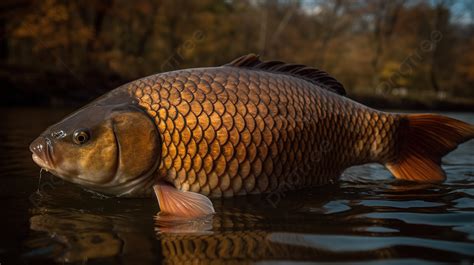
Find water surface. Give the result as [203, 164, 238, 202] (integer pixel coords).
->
[1, 108, 473, 264]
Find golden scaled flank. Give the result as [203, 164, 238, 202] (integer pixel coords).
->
[129, 68, 399, 198]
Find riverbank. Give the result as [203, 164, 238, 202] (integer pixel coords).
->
[350, 93, 474, 112]
[2, 66, 473, 111]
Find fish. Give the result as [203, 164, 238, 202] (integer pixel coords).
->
[30, 54, 474, 218]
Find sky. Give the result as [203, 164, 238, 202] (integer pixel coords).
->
[298, 0, 473, 25]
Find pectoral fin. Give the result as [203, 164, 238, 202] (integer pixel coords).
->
[153, 183, 215, 218]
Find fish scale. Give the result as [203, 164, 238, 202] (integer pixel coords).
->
[127, 66, 399, 198]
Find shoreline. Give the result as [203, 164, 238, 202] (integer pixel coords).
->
[350, 94, 474, 112]
[2, 68, 473, 111]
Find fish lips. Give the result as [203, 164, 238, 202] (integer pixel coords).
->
[30, 136, 54, 170]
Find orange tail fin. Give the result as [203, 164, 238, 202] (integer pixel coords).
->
[386, 114, 474, 183]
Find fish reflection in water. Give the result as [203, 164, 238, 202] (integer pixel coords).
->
[28, 210, 123, 262]
[24, 186, 346, 263]
[23, 179, 474, 264]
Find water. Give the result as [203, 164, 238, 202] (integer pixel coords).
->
[1, 108, 473, 264]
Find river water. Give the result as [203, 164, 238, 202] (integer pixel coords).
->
[0, 108, 473, 264]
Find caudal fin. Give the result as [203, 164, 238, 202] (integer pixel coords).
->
[386, 114, 474, 183]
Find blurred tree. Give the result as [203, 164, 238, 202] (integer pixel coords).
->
[1, 0, 473, 106]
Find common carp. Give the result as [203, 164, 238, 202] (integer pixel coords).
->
[30, 54, 474, 218]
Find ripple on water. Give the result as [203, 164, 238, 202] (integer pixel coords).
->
[256, 259, 453, 265]
[307, 200, 351, 214]
[267, 233, 474, 256]
[361, 211, 474, 226]
[451, 188, 474, 197]
[452, 197, 474, 209]
[357, 200, 444, 209]
[359, 226, 400, 233]
[453, 225, 474, 241]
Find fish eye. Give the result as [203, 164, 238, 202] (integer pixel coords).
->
[73, 129, 90, 145]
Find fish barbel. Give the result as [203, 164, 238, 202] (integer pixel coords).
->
[30, 54, 474, 218]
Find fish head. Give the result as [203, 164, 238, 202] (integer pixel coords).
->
[30, 102, 161, 196]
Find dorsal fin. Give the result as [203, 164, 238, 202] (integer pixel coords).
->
[225, 54, 346, 96]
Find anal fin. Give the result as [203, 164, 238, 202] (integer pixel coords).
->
[153, 183, 215, 218]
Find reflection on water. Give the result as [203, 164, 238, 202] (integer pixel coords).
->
[0, 108, 473, 264]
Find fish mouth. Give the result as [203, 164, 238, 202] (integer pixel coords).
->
[30, 136, 54, 170]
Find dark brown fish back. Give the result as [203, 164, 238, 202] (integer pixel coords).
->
[226, 54, 346, 96]
[127, 61, 400, 198]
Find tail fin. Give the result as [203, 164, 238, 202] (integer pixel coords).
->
[386, 114, 474, 183]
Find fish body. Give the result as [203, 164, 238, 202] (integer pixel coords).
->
[128, 60, 398, 197]
[30, 54, 474, 218]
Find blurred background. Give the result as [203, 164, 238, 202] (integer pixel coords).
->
[1, 0, 473, 110]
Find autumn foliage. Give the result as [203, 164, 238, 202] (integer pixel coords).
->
[2, 0, 473, 107]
